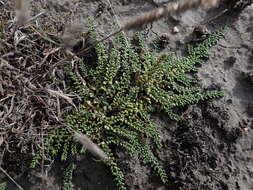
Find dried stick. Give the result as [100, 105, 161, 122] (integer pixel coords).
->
[73, 132, 108, 161]
[106, 0, 123, 29]
[12, 0, 30, 34]
[123, 0, 219, 31]
[106, 0, 130, 46]
[50, 0, 220, 71]
[58, 124, 108, 162]
[0, 167, 24, 190]
[40, 128, 46, 189]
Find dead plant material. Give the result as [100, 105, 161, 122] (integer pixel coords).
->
[0, 167, 24, 190]
[13, 0, 30, 32]
[62, 23, 84, 50]
[50, 0, 220, 72]
[73, 132, 108, 161]
[0, 0, 80, 176]
[123, 0, 220, 30]
[45, 88, 76, 109]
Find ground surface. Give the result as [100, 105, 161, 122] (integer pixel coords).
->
[1, 0, 253, 189]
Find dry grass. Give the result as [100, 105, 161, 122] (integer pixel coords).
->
[0, 1, 112, 187]
[73, 132, 108, 161]
[13, 0, 30, 34]
[0, 0, 79, 184]
[49, 0, 221, 73]
[123, 0, 220, 30]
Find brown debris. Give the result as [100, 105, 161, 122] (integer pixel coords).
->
[62, 23, 84, 50]
[73, 132, 108, 161]
[123, 0, 220, 31]
[0, 0, 79, 177]
[13, 0, 30, 32]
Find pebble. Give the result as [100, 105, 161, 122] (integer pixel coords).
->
[173, 26, 179, 33]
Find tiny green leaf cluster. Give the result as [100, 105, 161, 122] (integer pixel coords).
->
[63, 162, 76, 190]
[38, 19, 225, 190]
[0, 182, 6, 190]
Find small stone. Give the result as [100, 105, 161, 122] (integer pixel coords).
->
[193, 25, 210, 36]
[173, 26, 179, 33]
[192, 25, 210, 42]
[160, 33, 170, 40]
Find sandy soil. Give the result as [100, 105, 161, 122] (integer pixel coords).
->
[2, 0, 253, 189]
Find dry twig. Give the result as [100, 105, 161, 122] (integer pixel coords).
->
[73, 132, 108, 161]
[13, 0, 30, 34]
[45, 88, 76, 109]
[50, 0, 220, 72]
[0, 167, 24, 190]
[123, 0, 219, 30]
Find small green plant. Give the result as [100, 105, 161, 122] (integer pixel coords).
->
[63, 162, 76, 190]
[33, 19, 225, 189]
[0, 182, 7, 190]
